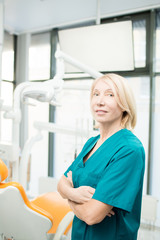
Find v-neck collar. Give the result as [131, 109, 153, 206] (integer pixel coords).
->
[80, 129, 127, 167]
[82, 135, 100, 166]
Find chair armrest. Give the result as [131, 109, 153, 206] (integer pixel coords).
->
[53, 211, 74, 240]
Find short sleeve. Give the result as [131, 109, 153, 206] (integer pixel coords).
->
[92, 146, 145, 212]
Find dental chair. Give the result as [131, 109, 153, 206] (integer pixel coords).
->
[0, 159, 74, 240]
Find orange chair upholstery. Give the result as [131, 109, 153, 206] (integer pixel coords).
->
[31, 192, 72, 235]
[0, 159, 73, 240]
[0, 159, 8, 182]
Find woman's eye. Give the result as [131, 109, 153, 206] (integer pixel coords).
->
[93, 93, 99, 96]
[107, 93, 114, 97]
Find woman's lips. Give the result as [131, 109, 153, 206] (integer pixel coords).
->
[96, 110, 107, 113]
[95, 110, 108, 115]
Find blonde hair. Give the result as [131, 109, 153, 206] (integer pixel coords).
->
[90, 73, 137, 130]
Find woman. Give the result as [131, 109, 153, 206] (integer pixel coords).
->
[57, 73, 145, 240]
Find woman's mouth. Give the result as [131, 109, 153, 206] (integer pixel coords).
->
[96, 110, 107, 113]
[96, 110, 108, 114]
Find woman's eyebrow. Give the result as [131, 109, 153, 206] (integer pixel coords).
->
[93, 89, 99, 93]
[105, 88, 113, 91]
[93, 88, 99, 91]
[93, 88, 113, 93]
[104, 89, 113, 93]
[94, 88, 112, 91]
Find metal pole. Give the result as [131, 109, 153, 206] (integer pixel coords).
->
[48, 29, 58, 177]
[96, 0, 101, 25]
[147, 10, 156, 194]
[0, 1, 4, 141]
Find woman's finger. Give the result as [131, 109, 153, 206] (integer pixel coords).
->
[67, 172, 73, 187]
[88, 187, 96, 194]
[110, 210, 115, 216]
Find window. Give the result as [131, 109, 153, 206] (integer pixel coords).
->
[54, 80, 94, 178]
[132, 19, 146, 68]
[1, 31, 15, 143]
[127, 76, 150, 194]
[28, 32, 51, 194]
[150, 9, 160, 220]
[0, 81, 13, 142]
[28, 101, 49, 194]
[101, 13, 148, 72]
[148, 76, 160, 220]
[156, 10, 160, 72]
[29, 32, 51, 81]
[2, 31, 15, 81]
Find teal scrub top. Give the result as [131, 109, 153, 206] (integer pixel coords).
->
[64, 129, 145, 240]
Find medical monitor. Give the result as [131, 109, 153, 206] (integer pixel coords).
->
[58, 20, 134, 73]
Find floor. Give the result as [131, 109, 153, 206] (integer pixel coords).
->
[0, 228, 159, 240]
[138, 227, 160, 240]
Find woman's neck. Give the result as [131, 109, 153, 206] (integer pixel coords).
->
[99, 123, 123, 142]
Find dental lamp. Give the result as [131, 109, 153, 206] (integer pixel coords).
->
[21, 50, 103, 106]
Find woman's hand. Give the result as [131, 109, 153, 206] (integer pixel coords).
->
[68, 199, 115, 225]
[66, 171, 95, 203]
[72, 186, 95, 203]
[67, 171, 73, 187]
[106, 209, 115, 217]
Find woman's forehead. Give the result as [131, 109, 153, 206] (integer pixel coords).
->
[93, 79, 115, 91]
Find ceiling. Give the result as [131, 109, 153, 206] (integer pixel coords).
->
[4, 0, 99, 34]
[3, 0, 160, 35]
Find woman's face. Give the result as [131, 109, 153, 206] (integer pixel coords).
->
[91, 80, 123, 126]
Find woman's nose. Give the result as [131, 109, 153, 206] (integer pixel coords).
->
[97, 102, 105, 106]
[97, 96, 105, 106]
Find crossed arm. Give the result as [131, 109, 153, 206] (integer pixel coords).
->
[57, 171, 114, 225]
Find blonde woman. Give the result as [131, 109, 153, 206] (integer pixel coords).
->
[58, 74, 145, 240]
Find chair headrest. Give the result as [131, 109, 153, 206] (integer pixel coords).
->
[0, 159, 8, 182]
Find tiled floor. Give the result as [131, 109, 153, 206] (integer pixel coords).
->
[138, 227, 160, 240]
